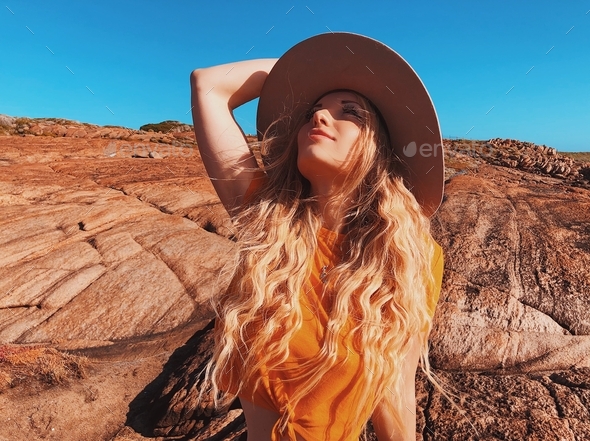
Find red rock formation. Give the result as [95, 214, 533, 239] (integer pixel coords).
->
[1, 118, 589, 440]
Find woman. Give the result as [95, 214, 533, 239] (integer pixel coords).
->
[190, 33, 444, 441]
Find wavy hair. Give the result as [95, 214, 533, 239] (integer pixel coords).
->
[203, 90, 438, 438]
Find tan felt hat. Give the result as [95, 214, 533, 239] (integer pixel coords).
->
[257, 32, 445, 217]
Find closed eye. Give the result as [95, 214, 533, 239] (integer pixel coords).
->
[304, 105, 367, 122]
[343, 104, 366, 122]
[304, 108, 316, 121]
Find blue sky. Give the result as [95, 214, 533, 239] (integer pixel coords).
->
[1, 1, 589, 151]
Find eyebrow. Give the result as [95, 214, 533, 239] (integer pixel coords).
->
[312, 99, 361, 109]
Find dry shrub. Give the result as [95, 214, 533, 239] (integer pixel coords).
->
[0, 344, 88, 390]
[561, 152, 590, 163]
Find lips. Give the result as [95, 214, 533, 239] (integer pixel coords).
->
[308, 128, 334, 140]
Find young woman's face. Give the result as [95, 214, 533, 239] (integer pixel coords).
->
[296, 91, 367, 188]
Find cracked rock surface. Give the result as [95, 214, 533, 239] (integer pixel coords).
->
[1, 129, 590, 440]
[0, 135, 235, 349]
[430, 164, 590, 373]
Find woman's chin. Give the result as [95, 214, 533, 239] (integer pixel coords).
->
[297, 157, 326, 181]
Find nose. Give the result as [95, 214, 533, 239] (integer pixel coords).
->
[312, 108, 330, 127]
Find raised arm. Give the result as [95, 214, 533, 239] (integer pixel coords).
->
[189, 59, 277, 214]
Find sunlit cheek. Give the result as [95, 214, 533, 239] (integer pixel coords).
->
[297, 128, 310, 151]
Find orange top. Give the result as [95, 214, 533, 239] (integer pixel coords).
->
[216, 178, 444, 440]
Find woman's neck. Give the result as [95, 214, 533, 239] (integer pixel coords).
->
[311, 183, 355, 233]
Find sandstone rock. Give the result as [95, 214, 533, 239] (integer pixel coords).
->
[544, 163, 553, 173]
[149, 151, 162, 159]
[52, 125, 68, 137]
[18, 249, 196, 343]
[127, 320, 245, 439]
[486, 137, 589, 182]
[72, 128, 87, 138]
[87, 129, 102, 138]
[0, 115, 195, 149]
[119, 181, 235, 238]
[91, 231, 143, 264]
[429, 165, 590, 373]
[172, 132, 195, 140]
[2, 127, 590, 440]
[132, 150, 150, 158]
[128, 134, 151, 142]
[0, 136, 234, 348]
[65, 127, 78, 137]
[422, 368, 590, 440]
[28, 124, 45, 136]
[0, 115, 15, 128]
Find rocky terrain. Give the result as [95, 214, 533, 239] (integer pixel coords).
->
[0, 114, 589, 440]
[0, 115, 197, 149]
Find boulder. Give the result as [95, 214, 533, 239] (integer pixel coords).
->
[0, 115, 16, 128]
[52, 125, 68, 137]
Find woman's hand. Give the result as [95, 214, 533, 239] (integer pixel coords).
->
[190, 59, 277, 215]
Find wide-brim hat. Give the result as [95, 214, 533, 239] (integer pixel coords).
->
[256, 32, 444, 217]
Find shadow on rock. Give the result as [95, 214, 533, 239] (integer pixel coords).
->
[126, 319, 246, 440]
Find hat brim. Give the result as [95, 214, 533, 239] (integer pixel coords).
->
[256, 32, 444, 217]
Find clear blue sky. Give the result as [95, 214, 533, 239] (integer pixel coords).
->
[1, 1, 589, 151]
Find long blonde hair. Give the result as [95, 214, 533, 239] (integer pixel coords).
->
[204, 90, 437, 437]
